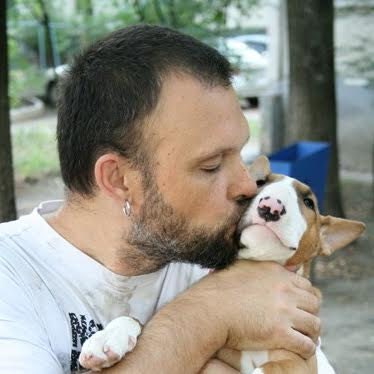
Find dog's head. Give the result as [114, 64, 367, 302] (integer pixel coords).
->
[238, 156, 365, 267]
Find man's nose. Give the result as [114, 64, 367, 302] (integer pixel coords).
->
[228, 163, 257, 202]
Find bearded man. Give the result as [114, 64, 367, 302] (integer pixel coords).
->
[0, 25, 332, 373]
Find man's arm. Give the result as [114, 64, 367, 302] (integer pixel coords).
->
[102, 261, 321, 373]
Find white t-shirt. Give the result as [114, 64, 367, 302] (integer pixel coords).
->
[0, 201, 335, 373]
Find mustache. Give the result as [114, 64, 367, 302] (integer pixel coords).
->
[233, 198, 251, 224]
[232, 198, 252, 242]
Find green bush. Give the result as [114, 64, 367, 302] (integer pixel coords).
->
[11, 125, 60, 179]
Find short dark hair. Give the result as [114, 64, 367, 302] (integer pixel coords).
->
[57, 24, 233, 196]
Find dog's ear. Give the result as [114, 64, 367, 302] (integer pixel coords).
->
[248, 155, 271, 181]
[319, 215, 366, 256]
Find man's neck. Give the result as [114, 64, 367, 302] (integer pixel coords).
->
[45, 200, 159, 276]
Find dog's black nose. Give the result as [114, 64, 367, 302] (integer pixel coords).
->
[257, 196, 286, 222]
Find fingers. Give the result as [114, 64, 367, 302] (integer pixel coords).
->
[283, 329, 317, 360]
[294, 288, 321, 315]
[291, 309, 321, 343]
[291, 273, 313, 292]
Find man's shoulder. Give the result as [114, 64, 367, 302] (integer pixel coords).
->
[0, 215, 28, 238]
[0, 212, 51, 293]
[0, 213, 37, 261]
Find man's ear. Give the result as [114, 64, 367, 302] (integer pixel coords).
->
[319, 215, 366, 256]
[94, 154, 133, 202]
[248, 155, 271, 181]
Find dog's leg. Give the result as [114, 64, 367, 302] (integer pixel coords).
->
[79, 316, 141, 371]
[253, 353, 317, 374]
[253, 360, 308, 374]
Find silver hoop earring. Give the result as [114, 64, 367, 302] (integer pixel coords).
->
[123, 201, 131, 217]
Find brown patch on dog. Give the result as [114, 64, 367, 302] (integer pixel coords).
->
[285, 180, 321, 267]
[247, 155, 271, 182]
[282, 179, 365, 267]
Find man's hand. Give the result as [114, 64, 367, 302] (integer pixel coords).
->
[101, 260, 320, 373]
[200, 359, 239, 373]
[201, 260, 321, 359]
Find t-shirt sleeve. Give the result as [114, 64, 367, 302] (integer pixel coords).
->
[316, 338, 336, 373]
[0, 257, 64, 374]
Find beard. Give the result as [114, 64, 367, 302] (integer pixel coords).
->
[125, 175, 249, 272]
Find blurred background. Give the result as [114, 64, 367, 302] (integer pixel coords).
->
[1, 0, 373, 372]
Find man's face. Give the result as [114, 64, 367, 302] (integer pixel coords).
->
[127, 73, 257, 270]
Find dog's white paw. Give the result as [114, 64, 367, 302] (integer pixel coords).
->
[79, 316, 141, 371]
[252, 369, 264, 374]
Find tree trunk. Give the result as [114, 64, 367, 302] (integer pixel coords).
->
[286, 0, 344, 216]
[167, 0, 179, 28]
[153, 0, 167, 24]
[37, 0, 56, 69]
[0, 2, 17, 223]
[133, 0, 146, 22]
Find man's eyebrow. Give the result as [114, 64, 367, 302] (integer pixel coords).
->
[192, 133, 250, 163]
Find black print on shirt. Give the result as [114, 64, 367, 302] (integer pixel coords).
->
[69, 313, 103, 372]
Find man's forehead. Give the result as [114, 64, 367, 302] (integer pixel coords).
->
[144, 73, 249, 159]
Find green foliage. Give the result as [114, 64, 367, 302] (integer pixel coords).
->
[8, 37, 45, 107]
[121, 0, 260, 37]
[8, 0, 261, 65]
[6, 0, 261, 106]
[11, 125, 59, 179]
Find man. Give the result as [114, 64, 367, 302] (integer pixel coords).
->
[0, 25, 332, 373]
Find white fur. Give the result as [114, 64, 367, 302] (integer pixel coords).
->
[240, 350, 269, 373]
[248, 350, 269, 367]
[79, 316, 141, 370]
[252, 368, 264, 374]
[239, 177, 307, 264]
[239, 225, 292, 264]
[240, 351, 255, 374]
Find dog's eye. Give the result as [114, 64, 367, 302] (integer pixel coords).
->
[256, 179, 266, 187]
[303, 198, 315, 210]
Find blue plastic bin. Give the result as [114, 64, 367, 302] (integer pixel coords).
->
[268, 141, 330, 210]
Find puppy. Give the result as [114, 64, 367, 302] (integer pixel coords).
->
[79, 156, 365, 373]
[216, 156, 365, 373]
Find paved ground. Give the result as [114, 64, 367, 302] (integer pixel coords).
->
[318, 277, 374, 373]
[314, 178, 374, 373]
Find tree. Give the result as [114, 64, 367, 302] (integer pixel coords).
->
[20, 0, 57, 68]
[0, 0, 17, 223]
[123, 0, 260, 35]
[286, 0, 344, 216]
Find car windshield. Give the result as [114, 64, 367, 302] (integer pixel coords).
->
[225, 39, 265, 67]
[205, 37, 267, 70]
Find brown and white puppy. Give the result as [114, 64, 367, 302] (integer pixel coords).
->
[79, 155, 365, 373]
[216, 156, 366, 374]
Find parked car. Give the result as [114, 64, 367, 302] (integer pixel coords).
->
[205, 35, 269, 106]
[44, 64, 69, 106]
[45, 34, 269, 107]
[231, 33, 269, 57]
